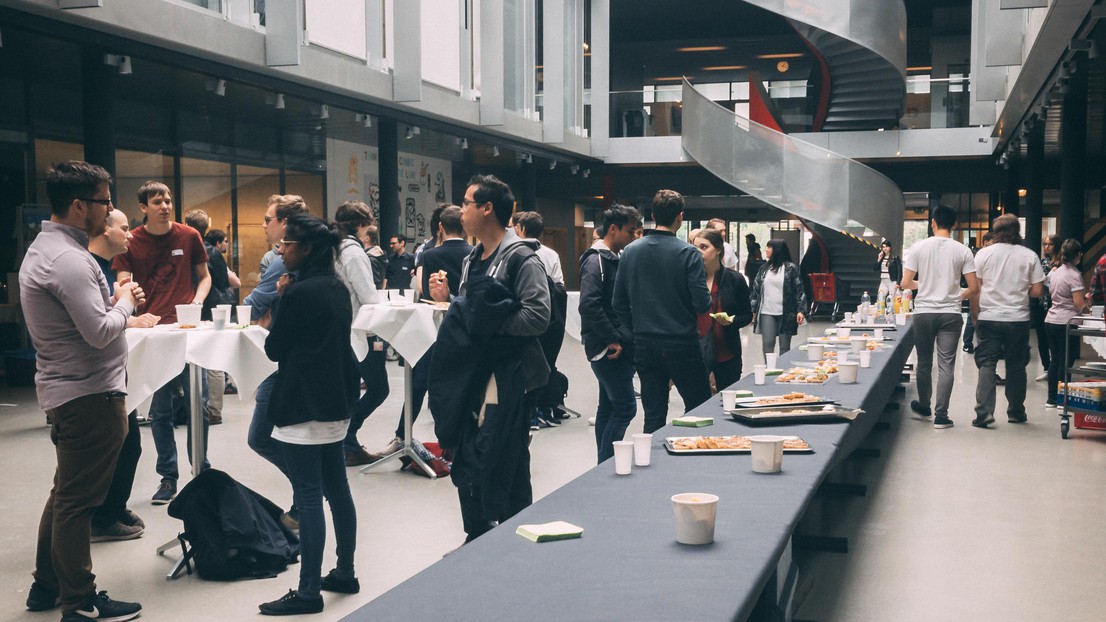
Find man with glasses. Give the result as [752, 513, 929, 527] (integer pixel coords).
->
[114, 181, 212, 504]
[243, 194, 309, 533]
[385, 233, 416, 290]
[21, 160, 144, 621]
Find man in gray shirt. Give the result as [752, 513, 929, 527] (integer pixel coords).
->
[19, 161, 144, 621]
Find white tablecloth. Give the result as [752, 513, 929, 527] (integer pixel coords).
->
[351, 303, 443, 363]
[125, 324, 277, 413]
[565, 291, 581, 342]
[1083, 315, 1106, 359]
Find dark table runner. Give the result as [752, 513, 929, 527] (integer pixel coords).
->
[346, 322, 914, 622]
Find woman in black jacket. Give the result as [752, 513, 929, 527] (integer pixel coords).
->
[259, 214, 361, 616]
[874, 239, 902, 294]
[750, 239, 807, 357]
[693, 229, 753, 390]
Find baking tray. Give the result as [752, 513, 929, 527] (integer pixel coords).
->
[728, 405, 862, 425]
[664, 436, 814, 455]
[730, 395, 835, 408]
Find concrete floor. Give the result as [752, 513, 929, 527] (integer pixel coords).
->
[2, 323, 1105, 621]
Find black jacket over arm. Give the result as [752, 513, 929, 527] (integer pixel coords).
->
[716, 268, 754, 354]
[264, 272, 360, 428]
[578, 246, 626, 359]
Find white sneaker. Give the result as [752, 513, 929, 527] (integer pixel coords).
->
[1036, 372, 1048, 382]
[587, 416, 596, 426]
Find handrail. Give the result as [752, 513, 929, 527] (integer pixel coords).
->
[681, 79, 904, 250]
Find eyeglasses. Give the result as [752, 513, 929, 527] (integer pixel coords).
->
[264, 215, 276, 225]
[462, 198, 481, 206]
[79, 197, 114, 206]
[278, 239, 301, 247]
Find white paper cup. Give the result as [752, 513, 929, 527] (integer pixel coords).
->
[175, 304, 201, 327]
[895, 312, 906, 325]
[838, 361, 859, 384]
[874, 328, 884, 340]
[864, 313, 875, 324]
[211, 307, 227, 331]
[753, 364, 766, 385]
[720, 390, 739, 411]
[859, 349, 871, 368]
[807, 343, 824, 361]
[844, 312, 854, 323]
[765, 352, 778, 369]
[850, 337, 866, 353]
[836, 327, 850, 339]
[632, 433, 652, 467]
[237, 304, 253, 326]
[749, 436, 787, 473]
[838, 351, 849, 364]
[613, 441, 633, 475]
[671, 493, 719, 545]
[216, 303, 232, 319]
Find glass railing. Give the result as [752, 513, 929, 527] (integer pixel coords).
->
[681, 78, 904, 249]
[610, 85, 814, 138]
[902, 75, 972, 130]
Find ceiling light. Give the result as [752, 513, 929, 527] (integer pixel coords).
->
[906, 66, 933, 72]
[319, 104, 329, 119]
[356, 113, 372, 128]
[677, 46, 726, 53]
[755, 53, 803, 60]
[582, 169, 590, 178]
[570, 165, 579, 175]
[214, 79, 226, 96]
[103, 54, 132, 75]
[275, 94, 285, 109]
[703, 65, 747, 71]
[549, 161, 557, 170]
[492, 146, 500, 157]
[405, 127, 414, 139]
[461, 138, 469, 149]
[653, 76, 686, 82]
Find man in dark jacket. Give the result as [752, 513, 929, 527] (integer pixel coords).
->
[613, 189, 712, 434]
[579, 204, 641, 462]
[428, 174, 551, 543]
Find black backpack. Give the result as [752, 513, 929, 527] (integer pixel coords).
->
[167, 469, 299, 581]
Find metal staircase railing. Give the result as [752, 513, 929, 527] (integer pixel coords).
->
[682, 78, 904, 249]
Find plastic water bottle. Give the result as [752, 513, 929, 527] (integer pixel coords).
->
[861, 291, 871, 318]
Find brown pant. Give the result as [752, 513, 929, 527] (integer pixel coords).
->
[34, 392, 127, 613]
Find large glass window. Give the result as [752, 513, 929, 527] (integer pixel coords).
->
[115, 149, 174, 227]
[236, 165, 280, 295]
[34, 140, 82, 210]
[422, 0, 462, 91]
[506, 0, 538, 117]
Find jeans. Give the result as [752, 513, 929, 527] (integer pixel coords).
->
[344, 339, 390, 452]
[1031, 303, 1051, 369]
[974, 320, 1030, 419]
[962, 312, 975, 348]
[35, 393, 127, 613]
[280, 441, 357, 599]
[758, 314, 793, 356]
[912, 313, 963, 418]
[1046, 322, 1080, 403]
[92, 410, 141, 528]
[150, 367, 209, 482]
[633, 336, 711, 434]
[248, 373, 289, 476]
[591, 352, 637, 462]
[394, 350, 431, 440]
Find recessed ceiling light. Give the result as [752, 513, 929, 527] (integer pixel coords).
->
[755, 53, 803, 59]
[677, 46, 726, 52]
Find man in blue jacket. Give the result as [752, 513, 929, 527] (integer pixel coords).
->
[613, 189, 712, 433]
[579, 203, 641, 461]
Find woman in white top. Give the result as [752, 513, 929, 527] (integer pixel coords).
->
[1044, 239, 1088, 408]
[750, 239, 807, 357]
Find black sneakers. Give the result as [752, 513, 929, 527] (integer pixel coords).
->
[259, 590, 324, 616]
[151, 479, 176, 505]
[320, 569, 360, 594]
[25, 581, 59, 611]
[933, 416, 954, 429]
[971, 413, 995, 428]
[90, 521, 144, 543]
[910, 400, 932, 418]
[60, 591, 141, 621]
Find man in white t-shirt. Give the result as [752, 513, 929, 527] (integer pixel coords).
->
[901, 204, 979, 428]
[968, 215, 1045, 427]
[707, 218, 739, 270]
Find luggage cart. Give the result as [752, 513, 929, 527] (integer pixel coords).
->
[1059, 316, 1106, 439]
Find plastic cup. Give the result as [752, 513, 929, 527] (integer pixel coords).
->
[864, 313, 875, 325]
[613, 441, 633, 475]
[874, 328, 884, 340]
[749, 435, 788, 473]
[216, 304, 232, 320]
[237, 304, 253, 327]
[895, 312, 906, 325]
[721, 390, 739, 411]
[838, 361, 859, 384]
[671, 493, 719, 545]
[836, 327, 850, 339]
[175, 304, 201, 327]
[807, 343, 824, 361]
[838, 351, 849, 364]
[753, 364, 766, 385]
[859, 349, 871, 368]
[850, 337, 866, 353]
[211, 307, 227, 331]
[765, 352, 778, 369]
[843, 312, 854, 323]
[632, 433, 652, 467]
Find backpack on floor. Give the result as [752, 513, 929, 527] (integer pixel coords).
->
[167, 469, 299, 581]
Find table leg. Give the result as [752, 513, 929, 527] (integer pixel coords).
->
[189, 362, 204, 478]
[360, 359, 436, 478]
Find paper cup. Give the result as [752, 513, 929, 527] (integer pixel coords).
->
[613, 441, 633, 475]
[237, 304, 253, 326]
[211, 307, 227, 331]
[864, 313, 875, 324]
[765, 352, 778, 369]
[720, 390, 739, 411]
[807, 343, 824, 361]
[844, 312, 854, 323]
[749, 436, 787, 473]
[874, 328, 884, 340]
[671, 493, 719, 545]
[838, 361, 859, 384]
[216, 303, 232, 319]
[850, 337, 866, 353]
[859, 349, 871, 368]
[836, 327, 850, 339]
[632, 433, 652, 467]
[838, 351, 849, 364]
[895, 312, 906, 325]
[753, 364, 766, 385]
[175, 304, 201, 327]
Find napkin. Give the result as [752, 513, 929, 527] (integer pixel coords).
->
[672, 416, 714, 427]
[516, 521, 584, 543]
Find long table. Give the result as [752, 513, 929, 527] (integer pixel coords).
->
[346, 323, 915, 621]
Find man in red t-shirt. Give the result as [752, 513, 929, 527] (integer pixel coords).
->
[113, 181, 211, 504]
